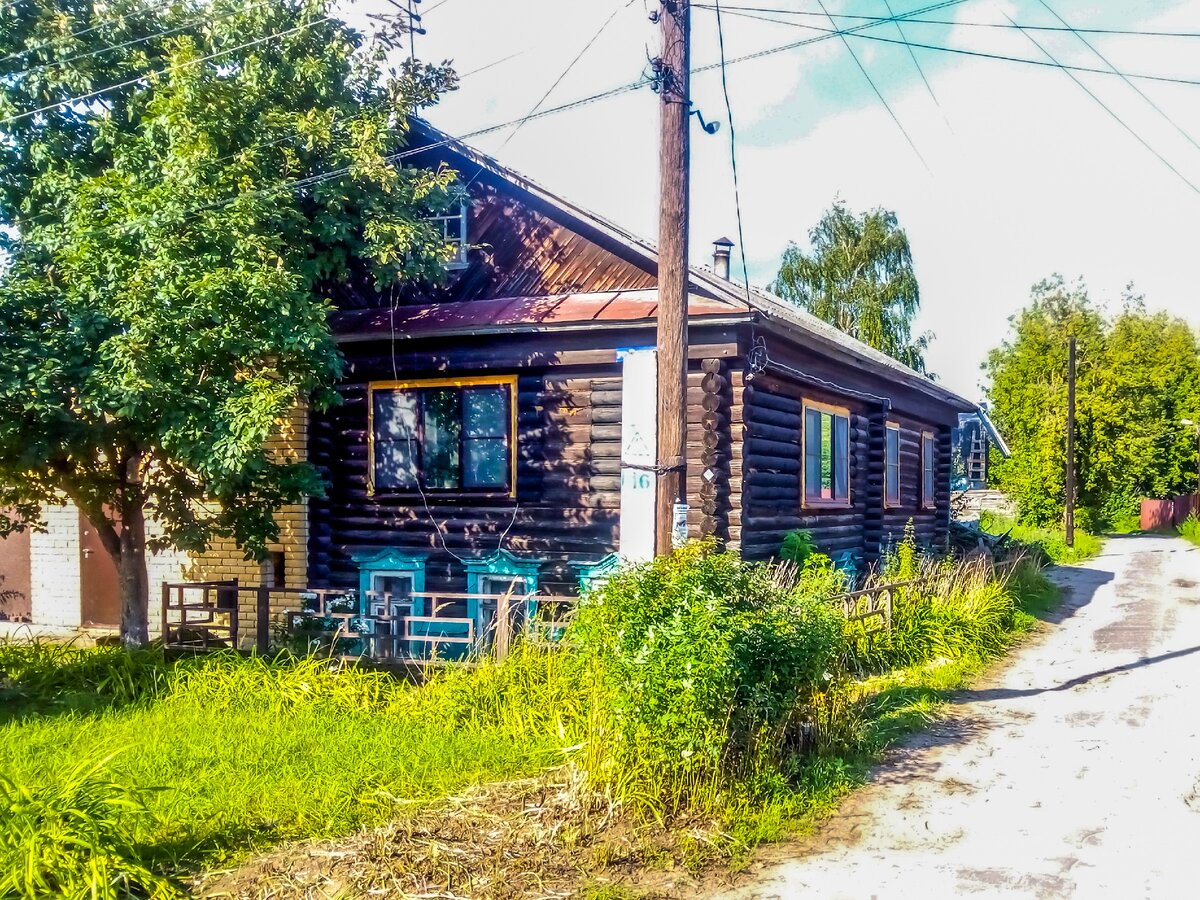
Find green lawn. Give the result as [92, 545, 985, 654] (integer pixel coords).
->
[0, 647, 574, 886]
[0, 557, 1065, 898]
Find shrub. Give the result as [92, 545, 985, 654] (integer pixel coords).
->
[0, 756, 180, 899]
[1180, 514, 1200, 547]
[570, 542, 843, 813]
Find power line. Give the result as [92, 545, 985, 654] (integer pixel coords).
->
[1005, 13, 1200, 196]
[878, 0, 950, 130]
[1, 15, 334, 126]
[4, 2, 271, 82]
[712, 0, 751, 301]
[814, 0, 931, 173]
[693, 0, 972, 75]
[494, 0, 635, 154]
[703, 7, 1200, 88]
[692, 4, 1200, 39]
[6, 47, 564, 235]
[0, 3, 178, 67]
[1032, 0, 1200, 157]
[12, 79, 652, 240]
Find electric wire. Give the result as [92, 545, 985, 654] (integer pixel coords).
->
[0, 2, 198, 67]
[9, 78, 651, 239]
[1, 14, 334, 126]
[4, 1, 271, 81]
[703, 6, 1200, 88]
[693, 4, 1200, 39]
[493, 0, 635, 155]
[713, 0, 752, 302]
[878, 0, 950, 130]
[693, 0, 971, 75]
[814, 0, 932, 173]
[1005, 13, 1200, 196]
[1031, 0, 1200, 156]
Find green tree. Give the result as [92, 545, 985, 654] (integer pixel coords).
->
[772, 199, 934, 373]
[985, 277, 1200, 528]
[0, 0, 459, 645]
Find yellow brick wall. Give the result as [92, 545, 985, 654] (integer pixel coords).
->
[181, 401, 310, 649]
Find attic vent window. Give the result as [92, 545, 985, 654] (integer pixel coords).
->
[428, 200, 469, 270]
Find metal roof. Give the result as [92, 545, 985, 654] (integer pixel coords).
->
[332, 290, 747, 341]
[402, 118, 977, 413]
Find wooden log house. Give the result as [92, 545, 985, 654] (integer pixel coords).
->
[307, 119, 978, 606]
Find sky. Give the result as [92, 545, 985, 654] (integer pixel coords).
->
[349, 0, 1200, 400]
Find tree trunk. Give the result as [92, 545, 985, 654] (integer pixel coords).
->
[117, 502, 150, 648]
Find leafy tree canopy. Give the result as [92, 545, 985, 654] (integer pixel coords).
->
[0, 0, 459, 644]
[772, 199, 934, 374]
[985, 276, 1200, 529]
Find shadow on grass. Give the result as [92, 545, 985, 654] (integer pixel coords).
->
[147, 820, 287, 879]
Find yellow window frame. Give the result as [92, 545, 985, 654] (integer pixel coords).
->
[367, 374, 519, 498]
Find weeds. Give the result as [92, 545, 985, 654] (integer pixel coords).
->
[0, 539, 1061, 899]
[0, 756, 182, 899]
[980, 511, 1102, 563]
[1179, 514, 1200, 547]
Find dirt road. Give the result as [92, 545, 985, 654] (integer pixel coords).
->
[720, 534, 1200, 899]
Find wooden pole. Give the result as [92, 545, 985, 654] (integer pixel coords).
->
[656, 0, 691, 555]
[1065, 335, 1077, 548]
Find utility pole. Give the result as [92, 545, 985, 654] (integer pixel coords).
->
[655, 0, 691, 555]
[1065, 335, 1077, 548]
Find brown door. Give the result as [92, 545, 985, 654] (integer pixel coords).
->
[0, 522, 32, 622]
[79, 513, 121, 628]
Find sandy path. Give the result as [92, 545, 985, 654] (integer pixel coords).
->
[717, 534, 1200, 899]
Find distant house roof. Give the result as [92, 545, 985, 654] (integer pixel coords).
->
[389, 118, 976, 414]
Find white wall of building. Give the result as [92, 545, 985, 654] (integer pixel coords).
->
[28, 503, 82, 629]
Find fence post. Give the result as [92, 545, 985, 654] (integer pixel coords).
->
[256, 586, 270, 655]
[161, 582, 171, 644]
[495, 594, 511, 661]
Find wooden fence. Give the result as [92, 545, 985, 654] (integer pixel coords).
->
[162, 557, 1024, 663]
[831, 556, 1024, 639]
[1141, 493, 1200, 531]
[160, 580, 571, 662]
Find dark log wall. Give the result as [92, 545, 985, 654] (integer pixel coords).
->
[736, 369, 958, 569]
[691, 360, 733, 545]
[308, 336, 739, 595]
[309, 358, 623, 596]
[869, 413, 954, 566]
[737, 372, 872, 563]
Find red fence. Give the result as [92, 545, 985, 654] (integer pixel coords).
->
[1141, 493, 1200, 531]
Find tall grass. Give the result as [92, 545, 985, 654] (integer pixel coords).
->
[0, 542, 1060, 897]
[0, 757, 181, 899]
[980, 511, 1102, 563]
[1179, 514, 1200, 547]
[0, 646, 583, 897]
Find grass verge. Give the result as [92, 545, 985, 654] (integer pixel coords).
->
[0, 549, 1064, 899]
[1179, 514, 1200, 547]
[980, 511, 1103, 564]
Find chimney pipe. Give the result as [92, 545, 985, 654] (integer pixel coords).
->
[712, 236, 734, 280]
